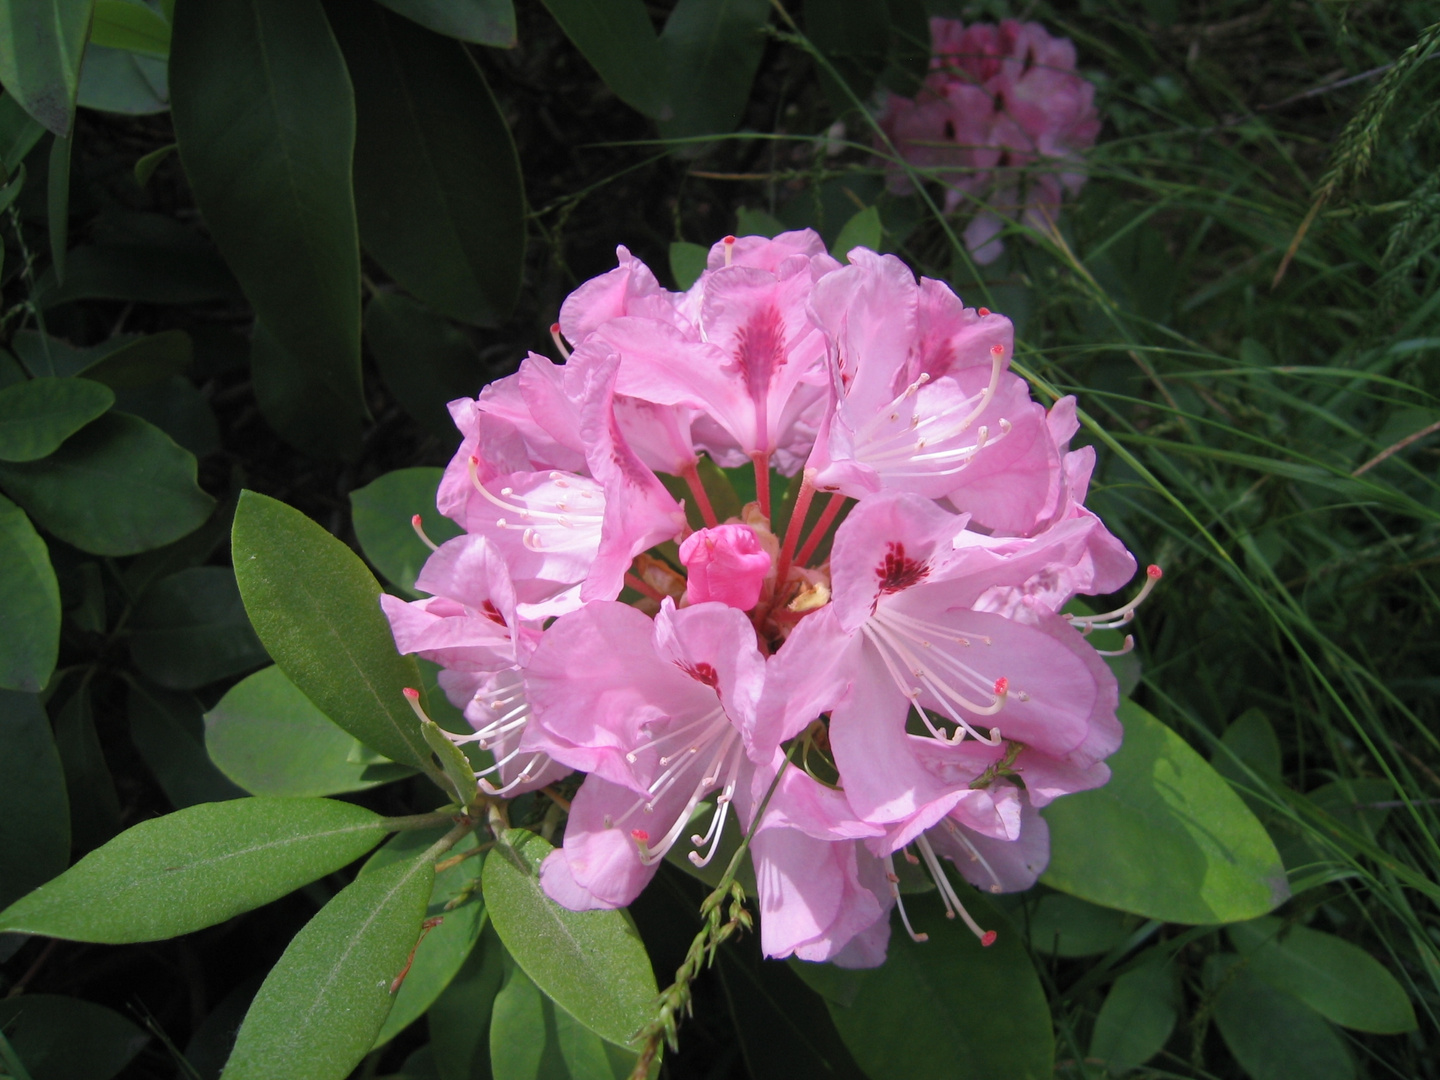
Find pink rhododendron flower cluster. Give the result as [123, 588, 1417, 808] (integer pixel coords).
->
[384, 230, 1154, 968]
[877, 19, 1101, 264]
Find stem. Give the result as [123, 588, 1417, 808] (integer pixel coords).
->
[680, 460, 719, 528]
[794, 492, 847, 567]
[628, 745, 797, 1079]
[774, 470, 816, 589]
[379, 810, 466, 832]
[420, 820, 479, 864]
[751, 452, 771, 520]
[625, 571, 667, 603]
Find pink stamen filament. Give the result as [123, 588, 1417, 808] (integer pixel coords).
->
[625, 571, 667, 603]
[411, 515, 439, 551]
[915, 833, 996, 945]
[794, 492, 848, 568]
[679, 459, 719, 529]
[775, 469, 817, 588]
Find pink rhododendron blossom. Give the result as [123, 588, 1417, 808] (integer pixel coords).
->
[680, 524, 772, 609]
[382, 232, 1154, 966]
[878, 19, 1101, 263]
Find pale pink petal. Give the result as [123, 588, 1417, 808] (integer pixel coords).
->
[679, 524, 772, 611]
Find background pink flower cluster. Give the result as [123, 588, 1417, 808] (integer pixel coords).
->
[878, 18, 1101, 264]
[384, 230, 1143, 967]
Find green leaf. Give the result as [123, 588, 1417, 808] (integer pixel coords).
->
[46, 133, 70, 281]
[372, 0, 517, 46]
[483, 828, 657, 1048]
[366, 828, 487, 1048]
[657, 0, 769, 141]
[205, 666, 414, 798]
[803, 0, 890, 105]
[1027, 891, 1135, 958]
[1089, 952, 1179, 1075]
[90, 0, 170, 57]
[0, 0, 94, 135]
[0, 995, 148, 1080]
[0, 91, 45, 172]
[537, 0, 668, 119]
[221, 848, 436, 1080]
[170, 0, 365, 459]
[129, 566, 268, 689]
[125, 679, 247, 808]
[113, 376, 220, 458]
[735, 206, 785, 238]
[67, 329, 192, 390]
[490, 956, 637, 1080]
[792, 891, 1053, 1080]
[0, 690, 69, 909]
[0, 377, 113, 462]
[133, 141, 174, 185]
[1041, 700, 1290, 924]
[231, 490, 437, 774]
[52, 681, 121, 850]
[0, 496, 59, 692]
[40, 230, 237, 306]
[350, 467, 462, 596]
[1207, 954, 1355, 1080]
[1214, 707, 1282, 786]
[668, 241, 707, 290]
[332, 5, 525, 326]
[1227, 916, 1417, 1033]
[831, 205, 882, 260]
[430, 923, 507, 1080]
[0, 411, 214, 556]
[76, 44, 169, 115]
[0, 797, 389, 943]
[363, 294, 486, 439]
[423, 719, 479, 804]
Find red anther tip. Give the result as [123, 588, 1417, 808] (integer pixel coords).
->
[977, 307, 991, 316]
[980, 930, 998, 947]
[411, 513, 423, 526]
[402, 687, 420, 701]
[722, 235, 735, 244]
[993, 676, 1009, 696]
[990, 343, 1005, 355]
[550, 321, 561, 333]
[1147, 564, 1163, 579]
[631, 829, 650, 843]
[468, 454, 480, 466]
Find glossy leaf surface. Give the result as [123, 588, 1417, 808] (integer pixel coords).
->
[170, 0, 365, 458]
[483, 829, 657, 1049]
[206, 665, 414, 798]
[222, 852, 435, 1080]
[231, 490, 435, 773]
[0, 494, 60, 691]
[0, 797, 388, 942]
[0, 376, 113, 461]
[350, 466, 462, 596]
[1042, 700, 1289, 924]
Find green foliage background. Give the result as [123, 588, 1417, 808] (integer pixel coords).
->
[0, 0, 1437, 1078]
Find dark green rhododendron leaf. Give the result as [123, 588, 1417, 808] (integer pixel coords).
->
[170, 0, 365, 459]
[71, 329, 191, 390]
[0, 689, 69, 909]
[232, 490, 435, 773]
[0, 0, 94, 135]
[1089, 951, 1179, 1075]
[483, 829, 657, 1048]
[669, 241, 707, 290]
[89, 0, 170, 57]
[0, 994, 148, 1080]
[78, 44, 169, 115]
[792, 891, 1053, 1080]
[1227, 916, 1417, 1033]
[332, 4, 525, 326]
[538, 0, 668, 119]
[832, 205, 882, 260]
[126, 679, 247, 808]
[1042, 700, 1289, 924]
[490, 955, 639, 1080]
[0, 376, 113, 461]
[0, 494, 60, 691]
[366, 828, 487, 1048]
[52, 681, 122, 851]
[114, 375, 221, 458]
[206, 665, 414, 798]
[222, 849, 435, 1080]
[374, 0, 516, 46]
[1027, 891, 1135, 958]
[363, 295, 487, 440]
[129, 565, 268, 689]
[1207, 955, 1355, 1080]
[0, 411, 213, 556]
[0, 797, 389, 942]
[430, 925, 507, 1080]
[351, 466, 462, 596]
[658, 0, 769, 141]
[803, 0, 890, 105]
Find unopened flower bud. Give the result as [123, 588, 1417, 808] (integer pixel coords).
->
[679, 524, 772, 610]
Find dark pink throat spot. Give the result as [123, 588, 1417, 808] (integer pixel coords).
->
[735, 304, 786, 399]
[480, 600, 507, 626]
[876, 542, 928, 594]
[678, 661, 720, 690]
